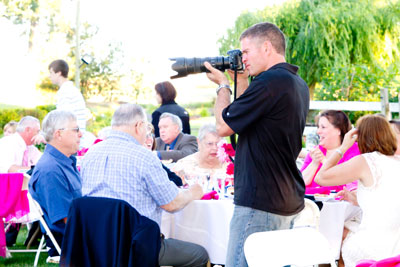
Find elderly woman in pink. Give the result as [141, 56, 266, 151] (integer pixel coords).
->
[301, 110, 360, 194]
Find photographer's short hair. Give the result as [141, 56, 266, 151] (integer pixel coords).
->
[240, 22, 286, 55]
[16, 116, 40, 133]
[111, 104, 146, 127]
[155, 81, 177, 104]
[42, 110, 77, 142]
[48, 59, 69, 78]
[198, 123, 218, 141]
[357, 114, 397, 155]
[160, 112, 182, 132]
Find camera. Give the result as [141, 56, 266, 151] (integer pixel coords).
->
[169, 49, 244, 79]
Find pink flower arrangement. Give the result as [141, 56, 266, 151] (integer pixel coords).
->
[76, 138, 103, 157]
[217, 140, 235, 178]
[226, 162, 234, 176]
[77, 147, 88, 156]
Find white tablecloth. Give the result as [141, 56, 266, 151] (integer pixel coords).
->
[319, 201, 361, 259]
[161, 199, 234, 264]
[161, 199, 360, 264]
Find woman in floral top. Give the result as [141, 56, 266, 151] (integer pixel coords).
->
[172, 124, 228, 186]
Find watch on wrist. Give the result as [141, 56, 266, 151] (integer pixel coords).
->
[216, 84, 232, 95]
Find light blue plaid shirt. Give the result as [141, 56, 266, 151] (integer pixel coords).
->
[81, 130, 179, 226]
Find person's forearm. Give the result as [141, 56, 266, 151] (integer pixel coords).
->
[302, 162, 320, 186]
[214, 88, 232, 136]
[315, 150, 342, 184]
[161, 189, 195, 212]
[8, 165, 30, 173]
[319, 151, 342, 174]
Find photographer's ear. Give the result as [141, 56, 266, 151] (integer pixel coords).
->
[263, 40, 273, 54]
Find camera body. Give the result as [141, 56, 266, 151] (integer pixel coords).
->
[170, 49, 244, 79]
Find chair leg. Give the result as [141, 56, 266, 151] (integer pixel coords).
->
[34, 235, 45, 267]
[4, 223, 11, 233]
[26, 224, 41, 249]
[38, 216, 61, 255]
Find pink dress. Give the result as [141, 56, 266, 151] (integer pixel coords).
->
[301, 142, 360, 194]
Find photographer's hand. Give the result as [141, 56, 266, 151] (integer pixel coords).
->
[204, 62, 229, 85]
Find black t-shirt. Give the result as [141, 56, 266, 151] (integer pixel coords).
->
[222, 63, 309, 215]
[152, 101, 190, 137]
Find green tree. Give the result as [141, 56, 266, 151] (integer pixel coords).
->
[218, 0, 400, 101]
[74, 32, 124, 101]
[128, 70, 145, 104]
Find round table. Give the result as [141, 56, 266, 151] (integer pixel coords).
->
[161, 198, 361, 264]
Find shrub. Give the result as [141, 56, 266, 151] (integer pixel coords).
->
[0, 105, 55, 135]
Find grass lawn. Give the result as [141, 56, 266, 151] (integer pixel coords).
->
[0, 226, 58, 267]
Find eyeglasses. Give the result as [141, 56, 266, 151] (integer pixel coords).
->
[204, 141, 219, 148]
[59, 127, 80, 133]
[146, 133, 155, 139]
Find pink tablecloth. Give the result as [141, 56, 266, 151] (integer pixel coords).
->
[357, 254, 400, 267]
[0, 173, 30, 257]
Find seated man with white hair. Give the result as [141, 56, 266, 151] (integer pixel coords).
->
[0, 116, 42, 173]
[155, 112, 198, 162]
[0, 116, 43, 247]
[29, 110, 83, 263]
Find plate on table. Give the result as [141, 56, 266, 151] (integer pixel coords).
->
[313, 193, 336, 202]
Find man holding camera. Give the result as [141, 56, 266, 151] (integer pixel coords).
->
[204, 22, 309, 267]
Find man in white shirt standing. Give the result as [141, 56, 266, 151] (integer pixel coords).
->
[48, 59, 94, 147]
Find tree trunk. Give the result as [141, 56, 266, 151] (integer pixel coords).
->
[309, 83, 316, 100]
[28, 16, 38, 52]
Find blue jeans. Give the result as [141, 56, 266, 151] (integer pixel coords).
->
[225, 205, 298, 267]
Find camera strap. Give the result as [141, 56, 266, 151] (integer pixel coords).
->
[229, 69, 238, 150]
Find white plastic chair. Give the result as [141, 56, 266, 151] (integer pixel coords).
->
[294, 198, 321, 230]
[244, 199, 336, 267]
[244, 227, 336, 267]
[30, 197, 61, 266]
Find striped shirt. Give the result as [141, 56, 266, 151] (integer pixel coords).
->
[81, 130, 179, 226]
[56, 81, 87, 131]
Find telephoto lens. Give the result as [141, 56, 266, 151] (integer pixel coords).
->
[170, 49, 243, 79]
[170, 56, 229, 79]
